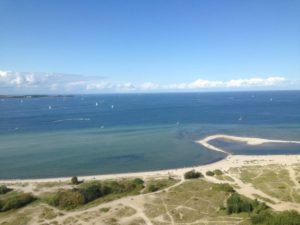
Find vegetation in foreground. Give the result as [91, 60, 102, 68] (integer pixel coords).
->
[0, 185, 12, 195]
[43, 178, 145, 210]
[1, 162, 300, 225]
[226, 192, 300, 225]
[0, 192, 35, 212]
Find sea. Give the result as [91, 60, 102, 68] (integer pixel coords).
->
[0, 91, 300, 179]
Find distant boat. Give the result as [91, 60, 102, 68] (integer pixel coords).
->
[111, 105, 114, 109]
[95, 102, 99, 106]
[238, 116, 243, 121]
[48, 106, 52, 110]
[270, 98, 273, 101]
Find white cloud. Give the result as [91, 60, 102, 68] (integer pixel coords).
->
[0, 69, 289, 94]
[140, 82, 159, 90]
[225, 77, 286, 87]
[188, 79, 224, 89]
[139, 77, 286, 91]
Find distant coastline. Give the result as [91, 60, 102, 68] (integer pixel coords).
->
[0, 94, 73, 99]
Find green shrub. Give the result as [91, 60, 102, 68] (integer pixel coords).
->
[132, 178, 144, 186]
[226, 193, 254, 214]
[0, 193, 35, 212]
[206, 171, 215, 176]
[0, 185, 12, 195]
[251, 210, 300, 225]
[80, 184, 103, 202]
[184, 170, 203, 179]
[71, 176, 79, 185]
[146, 184, 159, 193]
[47, 190, 85, 210]
[213, 169, 223, 175]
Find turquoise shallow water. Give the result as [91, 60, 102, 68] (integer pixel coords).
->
[0, 125, 225, 179]
[0, 91, 300, 179]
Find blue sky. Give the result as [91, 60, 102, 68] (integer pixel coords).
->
[0, 0, 299, 93]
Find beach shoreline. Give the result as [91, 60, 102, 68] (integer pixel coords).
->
[1, 134, 300, 183]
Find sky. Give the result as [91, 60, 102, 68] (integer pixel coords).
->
[0, 0, 299, 94]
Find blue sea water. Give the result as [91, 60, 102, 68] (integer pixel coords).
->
[0, 91, 300, 179]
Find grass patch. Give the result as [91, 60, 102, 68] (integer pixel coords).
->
[144, 179, 250, 224]
[99, 207, 110, 212]
[143, 178, 178, 193]
[35, 181, 68, 189]
[235, 165, 300, 203]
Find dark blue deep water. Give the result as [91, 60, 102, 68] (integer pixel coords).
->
[0, 91, 300, 179]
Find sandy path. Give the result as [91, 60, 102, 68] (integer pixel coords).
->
[287, 166, 300, 189]
[205, 170, 300, 213]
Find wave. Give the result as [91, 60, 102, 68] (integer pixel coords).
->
[53, 118, 91, 123]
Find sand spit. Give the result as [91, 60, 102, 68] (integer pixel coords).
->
[196, 134, 300, 154]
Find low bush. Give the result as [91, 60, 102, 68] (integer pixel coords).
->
[147, 184, 159, 193]
[0, 185, 12, 195]
[0, 193, 35, 212]
[132, 178, 144, 186]
[206, 171, 215, 176]
[213, 169, 223, 175]
[251, 210, 300, 225]
[226, 193, 254, 214]
[184, 170, 203, 179]
[54, 190, 85, 210]
[71, 176, 83, 185]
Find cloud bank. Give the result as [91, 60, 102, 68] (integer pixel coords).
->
[0, 70, 288, 94]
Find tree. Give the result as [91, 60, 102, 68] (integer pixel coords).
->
[184, 170, 203, 179]
[71, 176, 79, 185]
